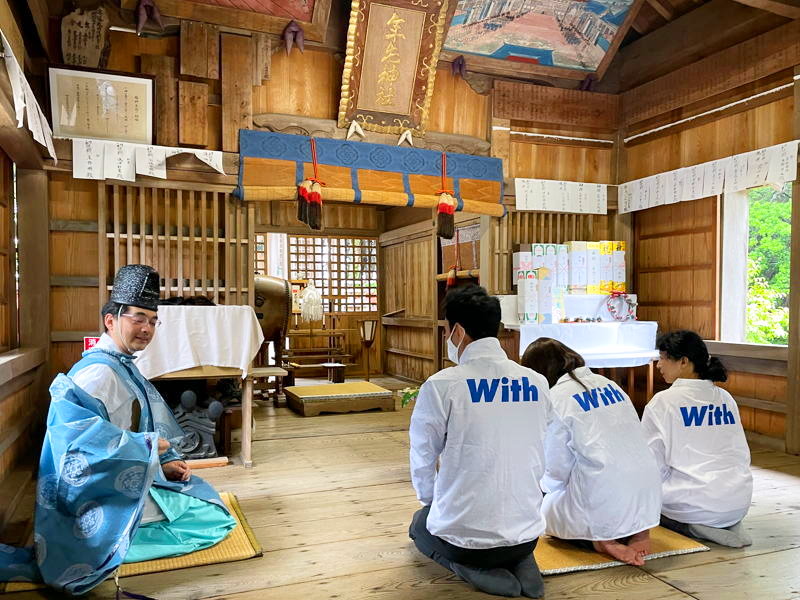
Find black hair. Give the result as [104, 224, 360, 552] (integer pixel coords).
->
[522, 337, 588, 391]
[657, 330, 728, 383]
[101, 301, 128, 332]
[443, 284, 501, 341]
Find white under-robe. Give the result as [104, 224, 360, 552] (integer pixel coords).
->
[541, 367, 662, 541]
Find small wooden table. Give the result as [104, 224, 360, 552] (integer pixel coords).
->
[154, 365, 287, 468]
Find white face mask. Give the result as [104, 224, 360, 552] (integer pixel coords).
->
[447, 327, 463, 365]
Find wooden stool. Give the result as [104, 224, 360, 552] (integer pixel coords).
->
[322, 362, 346, 383]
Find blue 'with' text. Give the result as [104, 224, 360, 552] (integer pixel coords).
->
[680, 404, 736, 427]
[571, 384, 625, 412]
[467, 377, 539, 403]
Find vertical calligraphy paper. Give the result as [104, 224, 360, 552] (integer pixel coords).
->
[72, 138, 105, 179]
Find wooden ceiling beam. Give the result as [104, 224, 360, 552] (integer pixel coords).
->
[729, 0, 800, 18]
[645, 0, 676, 20]
[618, 0, 788, 90]
[622, 17, 800, 126]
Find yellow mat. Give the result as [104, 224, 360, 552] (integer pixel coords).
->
[285, 381, 392, 399]
[535, 526, 709, 575]
[1, 492, 260, 593]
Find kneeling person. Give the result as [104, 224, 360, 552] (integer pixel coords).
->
[642, 330, 752, 548]
[0, 265, 235, 595]
[523, 338, 661, 566]
[409, 285, 552, 598]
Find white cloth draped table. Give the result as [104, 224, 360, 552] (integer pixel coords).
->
[135, 305, 265, 379]
[515, 321, 658, 368]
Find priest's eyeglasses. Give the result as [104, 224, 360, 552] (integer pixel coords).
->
[121, 314, 162, 328]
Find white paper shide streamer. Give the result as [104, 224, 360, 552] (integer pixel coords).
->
[619, 140, 798, 214]
[72, 138, 226, 182]
[515, 179, 608, 215]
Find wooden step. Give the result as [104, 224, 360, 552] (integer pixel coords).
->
[284, 353, 353, 361]
[285, 347, 346, 354]
[288, 330, 346, 337]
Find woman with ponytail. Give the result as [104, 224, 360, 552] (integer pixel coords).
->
[522, 338, 662, 566]
[641, 330, 753, 548]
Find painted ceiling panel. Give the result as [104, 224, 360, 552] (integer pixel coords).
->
[443, 0, 637, 71]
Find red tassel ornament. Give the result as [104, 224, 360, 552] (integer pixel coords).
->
[435, 152, 456, 240]
[436, 192, 456, 240]
[296, 138, 325, 230]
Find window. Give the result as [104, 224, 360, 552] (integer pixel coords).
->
[256, 233, 378, 313]
[721, 183, 791, 345]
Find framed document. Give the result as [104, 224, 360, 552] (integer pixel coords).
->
[48, 66, 155, 144]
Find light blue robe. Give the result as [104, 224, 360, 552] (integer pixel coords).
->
[0, 346, 233, 595]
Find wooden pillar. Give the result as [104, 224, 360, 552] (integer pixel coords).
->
[16, 169, 50, 409]
[785, 66, 800, 455]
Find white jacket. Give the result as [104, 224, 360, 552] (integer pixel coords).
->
[409, 337, 552, 549]
[641, 379, 752, 527]
[541, 367, 662, 540]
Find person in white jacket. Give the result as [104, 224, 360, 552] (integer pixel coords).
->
[409, 285, 552, 598]
[522, 338, 661, 567]
[641, 330, 753, 548]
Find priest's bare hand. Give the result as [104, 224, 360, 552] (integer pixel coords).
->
[163, 460, 191, 481]
[157, 438, 171, 455]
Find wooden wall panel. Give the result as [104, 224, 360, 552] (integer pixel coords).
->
[221, 33, 254, 152]
[427, 69, 489, 139]
[179, 81, 209, 147]
[382, 244, 406, 316]
[252, 50, 341, 121]
[0, 383, 34, 483]
[49, 232, 98, 278]
[48, 174, 98, 221]
[510, 141, 614, 184]
[50, 288, 100, 332]
[634, 198, 717, 338]
[106, 31, 178, 74]
[494, 81, 619, 131]
[721, 372, 787, 440]
[625, 97, 795, 179]
[141, 54, 179, 147]
[405, 238, 434, 319]
[255, 201, 379, 232]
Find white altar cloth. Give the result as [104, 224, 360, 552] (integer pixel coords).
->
[514, 321, 658, 368]
[135, 305, 264, 379]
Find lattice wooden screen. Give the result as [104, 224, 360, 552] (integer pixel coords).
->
[287, 235, 378, 313]
[98, 183, 254, 320]
[489, 210, 602, 294]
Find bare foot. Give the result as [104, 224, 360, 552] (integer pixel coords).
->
[628, 529, 651, 557]
[592, 540, 645, 566]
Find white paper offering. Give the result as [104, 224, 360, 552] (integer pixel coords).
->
[702, 158, 726, 197]
[766, 141, 799, 184]
[72, 138, 105, 179]
[724, 153, 749, 193]
[686, 164, 705, 201]
[103, 141, 136, 182]
[746, 148, 770, 188]
[193, 150, 225, 174]
[135, 145, 167, 179]
[515, 178, 608, 214]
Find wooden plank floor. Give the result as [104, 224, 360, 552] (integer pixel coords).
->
[7, 376, 800, 599]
